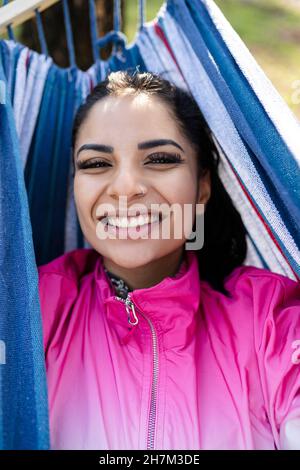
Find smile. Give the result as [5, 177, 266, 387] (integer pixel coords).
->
[99, 212, 164, 228]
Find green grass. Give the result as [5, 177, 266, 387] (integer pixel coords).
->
[214, 0, 300, 119]
[215, 0, 300, 49]
[123, 0, 164, 45]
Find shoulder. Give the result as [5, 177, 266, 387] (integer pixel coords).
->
[223, 264, 300, 323]
[201, 263, 299, 307]
[37, 248, 100, 284]
[201, 263, 299, 344]
[222, 264, 300, 351]
[224, 263, 299, 288]
[223, 264, 300, 305]
[37, 248, 101, 351]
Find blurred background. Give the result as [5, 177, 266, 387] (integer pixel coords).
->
[1, 0, 299, 119]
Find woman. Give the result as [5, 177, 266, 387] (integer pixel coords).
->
[38, 70, 300, 450]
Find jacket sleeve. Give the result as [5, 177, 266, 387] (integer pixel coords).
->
[37, 268, 78, 356]
[252, 272, 300, 450]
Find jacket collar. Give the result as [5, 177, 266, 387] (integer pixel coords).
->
[94, 250, 201, 351]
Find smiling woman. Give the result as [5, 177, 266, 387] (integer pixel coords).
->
[70, 70, 247, 293]
[37, 70, 300, 451]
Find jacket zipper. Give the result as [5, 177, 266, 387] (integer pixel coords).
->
[115, 292, 159, 450]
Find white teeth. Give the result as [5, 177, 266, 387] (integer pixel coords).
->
[105, 214, 160, 228]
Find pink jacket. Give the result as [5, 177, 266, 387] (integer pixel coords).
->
[38, 248, 300, 450]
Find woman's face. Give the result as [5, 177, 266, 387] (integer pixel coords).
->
[73, 93, 211, 269]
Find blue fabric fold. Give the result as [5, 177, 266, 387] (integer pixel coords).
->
[0, 58, 50, 450]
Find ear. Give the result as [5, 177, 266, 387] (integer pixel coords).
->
[197, 170, 211, 208]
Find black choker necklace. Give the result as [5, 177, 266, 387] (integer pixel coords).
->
[103, 267, 131, 299]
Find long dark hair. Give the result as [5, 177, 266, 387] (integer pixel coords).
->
[71, 70, 247, 297]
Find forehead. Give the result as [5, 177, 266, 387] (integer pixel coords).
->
[76, 93, 182, 142]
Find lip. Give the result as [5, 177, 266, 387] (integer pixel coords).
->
[96, 211, 169, 239]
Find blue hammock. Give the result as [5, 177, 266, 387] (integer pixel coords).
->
[0, 0, 299, 450]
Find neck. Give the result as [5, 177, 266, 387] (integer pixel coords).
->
[102, 246, 185, 291]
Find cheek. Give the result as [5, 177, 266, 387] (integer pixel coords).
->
[74, 175, 100, 213]
[160, 170, 197, 205]
[162, 171, 198, 236]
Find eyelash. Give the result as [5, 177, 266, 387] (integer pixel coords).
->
[76, 152, 183, 170]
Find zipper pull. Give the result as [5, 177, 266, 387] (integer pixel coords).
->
[116, 293, 139, 346]
[125, 294, 139, 326]
[115, 293, 139, 326]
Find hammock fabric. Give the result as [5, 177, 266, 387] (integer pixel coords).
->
[0, 0, 299, 450]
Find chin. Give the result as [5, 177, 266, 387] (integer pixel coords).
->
[92, 238, 168, 269]
[107, 242, 162, 269]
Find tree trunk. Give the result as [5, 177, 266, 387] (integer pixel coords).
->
[19, 0, 126, 70]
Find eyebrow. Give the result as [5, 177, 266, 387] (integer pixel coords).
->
[76, 139, 184, 159]
[137, 139, 184, 152]
[76, 144, 113, 159]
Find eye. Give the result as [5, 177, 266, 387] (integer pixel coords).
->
[76, 159, 112, 170]
[145, 152, 183, 165]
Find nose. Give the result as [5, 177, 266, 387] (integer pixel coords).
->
[106, 166, 147, 201]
